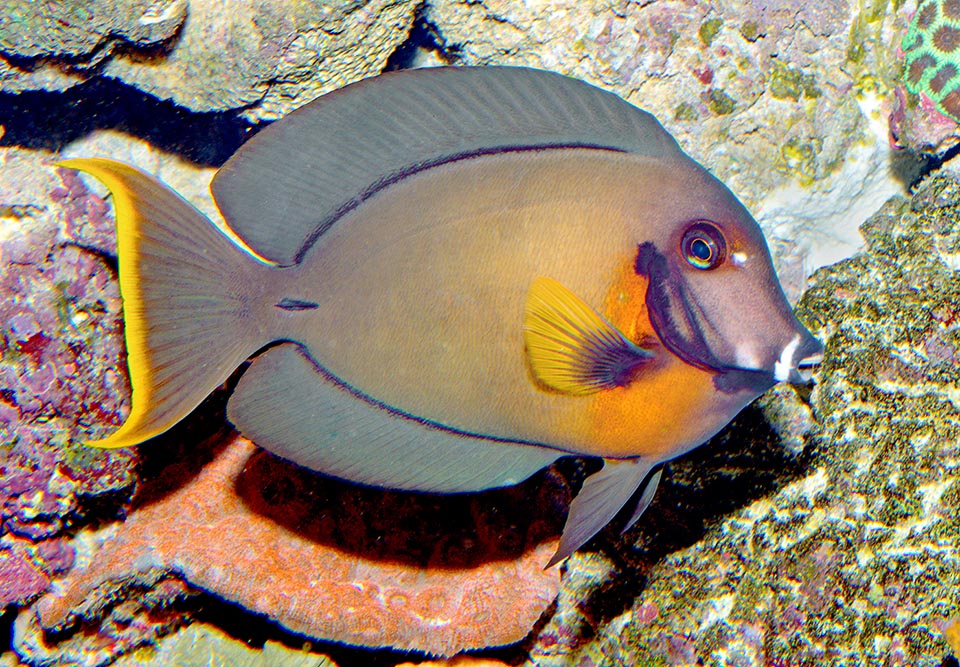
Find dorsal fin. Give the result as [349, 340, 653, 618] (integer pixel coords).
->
[211, 66, 681, 265]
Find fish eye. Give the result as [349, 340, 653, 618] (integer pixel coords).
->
[681, 222, 726, 270]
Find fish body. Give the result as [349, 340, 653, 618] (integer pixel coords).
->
[61, 66, 821, 564]
[276, 149, 759, 459]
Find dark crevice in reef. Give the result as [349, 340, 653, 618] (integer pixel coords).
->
[914, 141, 960, 189]
[598, 402, 811, 617]
[384, 2, 460, 71]
[0, 607, 13, 657]
[134, 364, 245, 508]
[0, 77, 255, 167]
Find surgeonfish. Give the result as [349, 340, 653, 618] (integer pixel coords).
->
[61, 66, 822, 566]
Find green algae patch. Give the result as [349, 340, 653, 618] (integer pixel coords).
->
[778, 136, 824, 184]
[699, 18, 723, 47]
[739, 21, 760, 42]
[674, 102, 699, 121]
[706, 88, 736, 115]
[769, 61, 822, 101]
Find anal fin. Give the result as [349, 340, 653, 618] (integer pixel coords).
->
[227, 344, 563, 494]
[621, 466, 662, 534]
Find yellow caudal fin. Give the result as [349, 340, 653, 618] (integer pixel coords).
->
[523, 276, 652, 395]
[59, 159, 273, 449]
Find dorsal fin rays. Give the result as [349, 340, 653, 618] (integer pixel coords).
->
[211, 66, 681, 265]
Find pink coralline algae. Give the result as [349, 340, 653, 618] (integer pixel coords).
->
[0, 542, 50, 607]
[1, 161, 138, 611]
[19, 433, 567, 661]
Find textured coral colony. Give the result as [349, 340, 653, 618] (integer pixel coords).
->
[904, 0, 960, 121]
[2, 0, 960, 666]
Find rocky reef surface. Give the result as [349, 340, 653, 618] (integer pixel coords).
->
[0, 143, 138, 619]
[0, 0, 419, 121]
[520, 171, 960, 667]
[2, 0, 914, 293]
[1, 0, 953, 665]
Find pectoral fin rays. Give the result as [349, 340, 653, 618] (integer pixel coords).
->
[524, 277, 652, 395]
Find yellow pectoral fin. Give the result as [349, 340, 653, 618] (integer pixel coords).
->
[523, 276, 652, 395]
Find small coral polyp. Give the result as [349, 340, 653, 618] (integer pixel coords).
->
[904, 0, 960, 121]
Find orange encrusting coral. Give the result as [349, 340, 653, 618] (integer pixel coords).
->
[32, 433, 566, 655]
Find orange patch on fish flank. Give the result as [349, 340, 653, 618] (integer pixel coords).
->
[601, 256, 655, 346]
[588, 361, 717, 457]
[944, 616, 960, 655]
[585, 256, 718, 458]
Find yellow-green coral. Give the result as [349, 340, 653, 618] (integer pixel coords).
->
[902, 0, 960, 121]
[706, 88, 736, 115]
[699, 18, 723, 47]
[769, 61, 822, 101]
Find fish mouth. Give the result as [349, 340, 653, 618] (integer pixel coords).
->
[652, 318, 824, 395]
[794, 350, 823, 382]
[714, 333, 823, 393]
[773, 333, 823, 384]
[635, 240, 823, 394]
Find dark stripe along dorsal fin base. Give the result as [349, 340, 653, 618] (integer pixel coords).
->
[211, 66, 682, 265]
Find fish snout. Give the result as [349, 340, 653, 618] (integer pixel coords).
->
[773, 330, 823, 384]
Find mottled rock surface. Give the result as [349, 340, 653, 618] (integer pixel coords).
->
[2, 0, 913, 295]
[0, 144, 138, 615]
[426, 0, 911, 290]
[110, 623, 336, 667]
[518, 173, 960, 666]
[0, 0, 419, 120]
[0, 0, 185, 57]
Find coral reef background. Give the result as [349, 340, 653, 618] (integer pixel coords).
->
[4, 0, 960, 665]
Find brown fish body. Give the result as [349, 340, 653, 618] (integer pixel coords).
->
[270, 149, 755, 460]
[60, 66, 821, 564]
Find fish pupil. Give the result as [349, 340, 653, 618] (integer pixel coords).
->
[691, 238, 712, 261]
[681, 221, 726, 270]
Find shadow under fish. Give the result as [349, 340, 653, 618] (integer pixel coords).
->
[60, 65, 822, 567]
[235, 439, 571, 569]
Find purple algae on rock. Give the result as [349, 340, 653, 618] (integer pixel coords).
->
[1, 151, 138, 610]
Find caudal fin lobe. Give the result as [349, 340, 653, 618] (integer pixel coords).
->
[60, 158, 273, 449]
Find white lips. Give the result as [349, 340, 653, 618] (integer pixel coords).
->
[774, 334, 802, 382]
